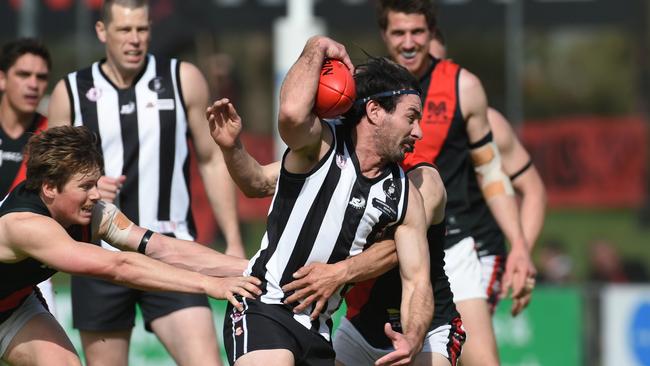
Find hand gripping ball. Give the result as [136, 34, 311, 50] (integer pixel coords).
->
[314, 58, 356, 119]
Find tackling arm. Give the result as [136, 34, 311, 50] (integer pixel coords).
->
[182, 62, 245, 257]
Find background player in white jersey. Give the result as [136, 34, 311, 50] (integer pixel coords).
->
[212, 36, 434, 366]
[0, 38, 57, 316]
[0, 125, 260, 366]
[47, 1, 244, 365]
[429, 31, 547, 314]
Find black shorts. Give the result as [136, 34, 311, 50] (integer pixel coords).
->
[71, 275, 209, 332]
[223, 298, 335, 366]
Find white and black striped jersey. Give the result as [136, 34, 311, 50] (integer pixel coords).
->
[65, 55, 194, 246]
[246, 120, 410, 340]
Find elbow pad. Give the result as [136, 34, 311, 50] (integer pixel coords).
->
[91, 201, 134, 246]
[470, 135, 514, 200]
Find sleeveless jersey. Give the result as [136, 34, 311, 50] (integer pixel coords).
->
[0, 113, 48, 197]
[247, 120, 409, 341]
[345, 220, 458, 348]
[65, 55, 195, 245]
[402, 58, 505, 255]
[0, 183, 57, 323]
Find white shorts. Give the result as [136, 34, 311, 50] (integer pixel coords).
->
[443, 237, 486, 302]
[0, 293, 51, 357]
[478, 254, 506, 313]
[334, 317, 462, 365]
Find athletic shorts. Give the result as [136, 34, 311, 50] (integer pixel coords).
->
[479, 254, 506, 314]
[223, 298, 335, 366]
[0, 293, 51, 357]
[443, 237, 486, 302]
[71, 276, 209, 332]
[333, 316, 466, 366]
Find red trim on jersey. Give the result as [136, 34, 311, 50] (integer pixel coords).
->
[401, 60, 460, 171]
[0, 286, 32, 312]
[8, 114, 48, 192]
[344, 278, 377, 320]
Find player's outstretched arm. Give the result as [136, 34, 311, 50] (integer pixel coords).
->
[206, 98, 280, 198]
[282, 238, 398, 319]
[92, 201, 249, 277]
[376, 183, 433, 366]
[459, 69, 535, 306]
[3, 213, 260, 310]
[183, 61, 245, 258]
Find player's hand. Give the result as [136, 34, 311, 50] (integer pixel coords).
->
[500, 246, 536, 311]
[98, 175, 126, 203]
[375, 323, 419, 366]
[206, 98, 242, 150]
[511, 276, 535, 316]
[282, 262, 347, 319]
[210, 276, 261, 312]
[305, 36, 354, 72]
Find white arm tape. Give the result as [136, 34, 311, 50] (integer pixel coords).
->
[471, 141, 514, 199]
[91, 201, 134, 248]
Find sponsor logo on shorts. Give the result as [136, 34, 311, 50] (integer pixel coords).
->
[231, 310, 244, 323]
[235, 326, 243, 336]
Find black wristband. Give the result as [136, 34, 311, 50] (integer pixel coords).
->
[137, 230, 154, 254]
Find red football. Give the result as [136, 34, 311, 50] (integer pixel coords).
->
[314, 58, 356, 119]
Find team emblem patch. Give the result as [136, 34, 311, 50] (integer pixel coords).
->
[148, 76, 166, 93]
[231, 310, 244, 323]
[383, 178, 398, 201]
[335, 153, 346, 169]
[85, 87, 102, 102]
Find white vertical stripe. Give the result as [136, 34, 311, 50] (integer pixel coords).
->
[66, 72, 82, 125]
[169, 59, 191, 239]
[135, 56, 160, 230]
[260, 150, 335, 304]
[91, 63, 123, 252]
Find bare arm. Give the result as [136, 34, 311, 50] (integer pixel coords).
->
[3, 213, 259, 310]
[206, 98, 280, 198]
[488, 108, 547, 249]
[47, 79, 72, 127]
[92, 201, 248, 277]
[377, 182, 433, 366]
[182, 62, 244, 257]
[459, 69, 535, 301]
[279, 36, 352, 174]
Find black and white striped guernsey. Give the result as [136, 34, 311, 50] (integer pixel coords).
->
[246, 120, 410, 340]
[65, 55, 194, 244]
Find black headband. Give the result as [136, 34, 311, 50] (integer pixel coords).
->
[354, 89, 421, 106]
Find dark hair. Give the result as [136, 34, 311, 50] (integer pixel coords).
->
[0, 38, 51, 72]
[101, 0, 148, 24]
[377, 0, 437, 32]
[25, 126, 104, 191]
[342, 57, 421, 126]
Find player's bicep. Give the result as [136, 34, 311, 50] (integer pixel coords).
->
[7, 215, 116, 276]
[459, 70, 491, 143]
[47, 79, 73, 127]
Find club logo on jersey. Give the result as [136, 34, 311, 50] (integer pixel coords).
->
[335, 153, 347, 169]
[85, 87, 102, 102]
[120, 101, 136, 115]
[348, 196, 366, 210]
[148, 76, 166, 94]
[383, 179, 399, 202]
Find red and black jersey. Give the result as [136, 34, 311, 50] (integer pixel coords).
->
[345, 221, 457, 348]
[402, 58, 505, 256]
[0, 113, 48, 198]
[0, 182, 90, 323]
